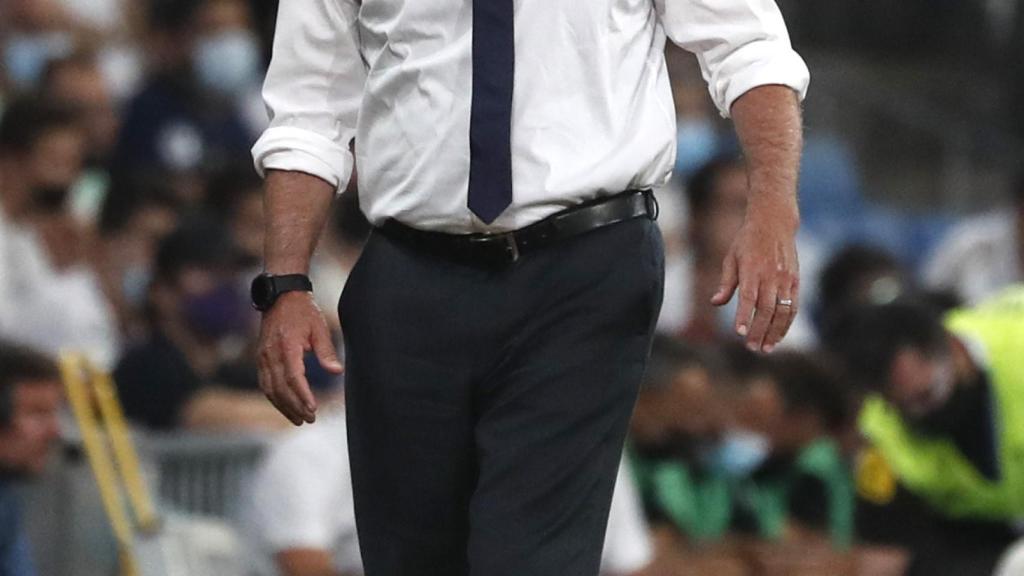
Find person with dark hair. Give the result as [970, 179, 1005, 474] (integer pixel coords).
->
[924, 171, 1024, 305]
[114, 0, 260, 184]
[112, 215, 291, 431]
[824, 290, 1024, 575]
[0, 341, 63, 576]
[818, 244, 909, 318]
[0, 95, 120, 368]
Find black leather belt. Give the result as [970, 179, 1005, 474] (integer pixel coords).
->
[377, 189, 658, 268]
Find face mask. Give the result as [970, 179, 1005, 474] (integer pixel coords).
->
[121, 265, 152, 308]
[193, 30, 261, 98]
[30, 186, 71, 214]
[675, 118, 719, 179]
[902, 355, 956, 420]
[3, 33, 74, 89]
[182, 282, 251, 341]
[706, 429, 771, 479]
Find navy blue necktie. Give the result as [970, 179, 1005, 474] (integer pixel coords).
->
[468, 0, 515, 224]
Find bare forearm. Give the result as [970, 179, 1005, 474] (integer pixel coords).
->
[730, 85, 803, 229]
[263, 170, 336, 274]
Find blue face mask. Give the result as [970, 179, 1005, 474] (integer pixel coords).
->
[675, 118, 719, 179]
[3, 33, 74, 88]
[193, 30, 261, 98]
[706, 430, 771, 479]
[121, 265, 152, 308]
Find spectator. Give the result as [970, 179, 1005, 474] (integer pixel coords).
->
[246, 402, 362, 576]
[114, 0, 259, 193]
[113, 215, 287, 431]
[816, 244, 914, 334]
[825, 291, 1024, 575]
[923, 173, 1024, 305]
[0, 342, 63, 576]
[0, 96, 120, 368]
[713, 348, 854, 547]
[2, 0, 75, 90]
[40, 50, 121, 223]
[627, 337, 734, 543]
[96, 172, 183, 341]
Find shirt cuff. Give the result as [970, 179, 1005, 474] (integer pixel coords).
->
[713, 42, 810, 118]
[251, 126, 353, 194]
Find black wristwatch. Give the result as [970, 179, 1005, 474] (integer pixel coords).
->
[250, 273, 313, 312]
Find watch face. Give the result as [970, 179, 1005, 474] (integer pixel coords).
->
[250, 274, 273, 311]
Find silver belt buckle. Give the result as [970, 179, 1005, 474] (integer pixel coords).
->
[505, 233, 520, 262]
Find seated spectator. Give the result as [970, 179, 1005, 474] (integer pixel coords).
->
[825, 291, 1024, 575]
[96, 171, 183, 342]
[114, 0, 260, 189]
[41, 50, 121, 223]
[0, 96, 120, 368]
[628, 336, 731, 543]
[713, 347, 854, 547]
[923, 172, 1024, 305]
[113, 215, 288, 431]
[246, 400, 362, 576]
[0, 342, 63, 576]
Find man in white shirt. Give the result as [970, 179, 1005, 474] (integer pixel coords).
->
[249, 1, 808, 574]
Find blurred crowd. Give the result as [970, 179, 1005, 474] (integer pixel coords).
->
[2, 1, 1024, 576]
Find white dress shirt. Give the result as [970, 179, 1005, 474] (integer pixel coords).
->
[253, 0, 809, 233]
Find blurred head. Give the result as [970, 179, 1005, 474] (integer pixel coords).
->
[818, 244, 908, 322]
[151, 215, 252, 343]
[41, 51, 120, 165]
[0, 343, 62, 478]
[823, 301, 968, 421]
[632, 336, 724, 460]
[148, 0, 260, 97]
[100, 172, 184, 308]
[0, 96, 84, 217]
[205, 163, 264, 264]
[686, 155, 747, 264]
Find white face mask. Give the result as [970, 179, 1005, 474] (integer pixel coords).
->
[706, 429, 771, 479]
[3, 33, 74, 88]
[193, 30, 261, 97]
[903, 355, 956, 419]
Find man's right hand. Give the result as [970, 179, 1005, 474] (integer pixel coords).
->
[257, 291, 343, 425]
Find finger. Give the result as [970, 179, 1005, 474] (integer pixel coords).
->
[258, 353, 298, 424]
[746, 283, 777, 351]
[282, 342, 317, 422]
[779, 278, 801, 341]
[734, 274, 758, 338]
[763, 284, 795, 353]
[311, 322, 344, 374]
[269, 346, 305, 425]
[711, 251, 739, 306]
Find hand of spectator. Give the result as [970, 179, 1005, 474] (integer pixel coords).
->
[257, 291, 343, 425]
[710, 211, 799, 353]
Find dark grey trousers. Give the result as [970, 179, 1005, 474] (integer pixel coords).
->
[340, 216, 664, 576]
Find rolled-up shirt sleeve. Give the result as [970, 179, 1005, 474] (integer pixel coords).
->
[656, 0, 810, 118]
[251, 0, 366, 193]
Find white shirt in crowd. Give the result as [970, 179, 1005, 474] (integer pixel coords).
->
[252, 0, 809, 233]
[924, 210, 1022, 305]
[601, 459, 655, 576]
[247, 411, 363, 576]
[246, 410, 654, 576]
[0, 214, 120, 368]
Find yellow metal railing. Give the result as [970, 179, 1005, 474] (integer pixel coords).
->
[60, 353, 161, 576]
